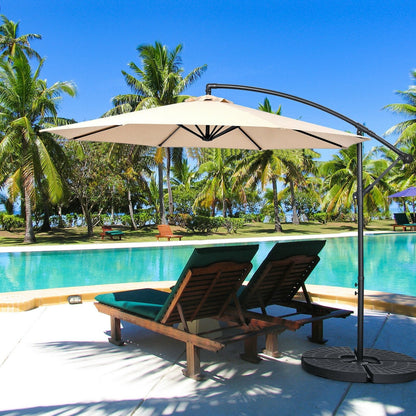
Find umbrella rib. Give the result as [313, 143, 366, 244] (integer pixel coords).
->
[177, 124, 239, 142]
[195, 125, 206, 137]
[73, 125, 120, 140]
[238, 127, 262, 150]
[177, 124, 205, 140]
[294, 129, 342, 148]
[211, 126, 238, 140]
[209, 125, 223, 139]
[158, 126, 182, 146]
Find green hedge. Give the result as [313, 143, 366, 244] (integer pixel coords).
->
[184, 215, 246, 234]
[0, 213, 25, 231]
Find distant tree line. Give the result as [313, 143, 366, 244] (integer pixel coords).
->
[0, 15, 415, 243]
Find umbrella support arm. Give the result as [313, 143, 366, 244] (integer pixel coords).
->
[361, 157, 402, 197]
[205, 83, 413, 164]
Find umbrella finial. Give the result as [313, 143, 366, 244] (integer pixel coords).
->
[185, 95, 233, 103]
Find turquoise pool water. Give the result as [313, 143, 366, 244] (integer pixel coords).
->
[0, 234, 415, 295]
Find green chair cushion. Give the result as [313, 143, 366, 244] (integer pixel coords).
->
[95, 288, 169, 320]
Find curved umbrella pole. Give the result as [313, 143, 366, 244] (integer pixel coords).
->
[206, 83, 416, 383]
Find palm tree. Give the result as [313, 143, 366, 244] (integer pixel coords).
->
[107, 42, 207, 224]
[0, 54, 76, 242]
[0, 15, 41, 61]
[278, 149, 320, 224]
[194, 149, 239, 217]
[257, 98, 321, 224]
[377, 139, 416, 212]
[171, 158, 199, 192]
[258, 97, 281, 115]
[320, 147, 389, 220]
[384, 70, 416, 145]
[109, 143, 154, 230]
[235, 149, 287, 231]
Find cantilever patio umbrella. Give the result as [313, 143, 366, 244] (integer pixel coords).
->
[389, 186, 416, 215]
[43, 95, 365, 150]
[42, 90, 416, 384]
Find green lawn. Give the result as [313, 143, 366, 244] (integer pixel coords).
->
[0, 219, 395, 247]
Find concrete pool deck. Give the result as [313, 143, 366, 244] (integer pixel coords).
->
[1, 234, 416, 415]
[1, 301, 416, 416]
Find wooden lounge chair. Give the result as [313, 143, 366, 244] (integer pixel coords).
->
[234, 240, 353, 358]
[101, 225, 125, 240]
[95, 245, 283, 379]
[392, 213, 416, 231]
[156, 224, 183, 241]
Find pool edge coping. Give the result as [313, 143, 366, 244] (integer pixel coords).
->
[1, 282, 415, 318]
[0, 230, 391, 253]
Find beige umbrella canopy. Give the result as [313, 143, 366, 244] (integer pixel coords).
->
[43, 95, 367, 149]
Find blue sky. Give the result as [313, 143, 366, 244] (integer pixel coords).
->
[1, 0, 415, 159]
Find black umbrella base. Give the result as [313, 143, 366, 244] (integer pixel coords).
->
[302, 346, 416, 383]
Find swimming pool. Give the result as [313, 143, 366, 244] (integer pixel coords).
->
[0, 233, 415, 296]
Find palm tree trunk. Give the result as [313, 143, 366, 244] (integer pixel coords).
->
[166, 148, 174, 217]
[158, 163, 166, 224]
[58, 205, 65, 228]
[290, 181, 300, 225]
[110, 186, 115, 224]
[127, 185, 137, 230]
[23, 179, 36, 243]
[272, 177, 283, 232]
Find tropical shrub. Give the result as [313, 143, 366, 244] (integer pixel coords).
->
[0, 213, 25, 231]
[134, 211, 154, 228]
[312, 213, 328, 224]
[184, 215, 222, 233]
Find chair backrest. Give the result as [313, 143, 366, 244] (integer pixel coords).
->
[156, 244, 259, 324]
[239, 240, 325, 310]
[158, 224, 173, 235]
[394, 213, 410, 225]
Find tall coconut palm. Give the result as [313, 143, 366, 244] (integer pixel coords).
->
[194, 149, 239, 217]
[257, 98, 320, 224]
[106, 42, 207, 224]
[109, 143, 154, 230]
[0, 54, 76, 242]
[235, 149, 287, 231]
[377, 139, 416, 212]
[278, 149, 320, 224]
[0, 15, 41, 61]
[384, 70, 416, 145]
[320, 146, 389, 220]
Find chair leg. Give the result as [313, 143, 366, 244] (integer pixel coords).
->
[109, 316, 124, 346]
[182, 342, 203, 380]
[308, 321, 327, 344]
[262, 331, 282, 358]
[240, 336, 261, 363]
